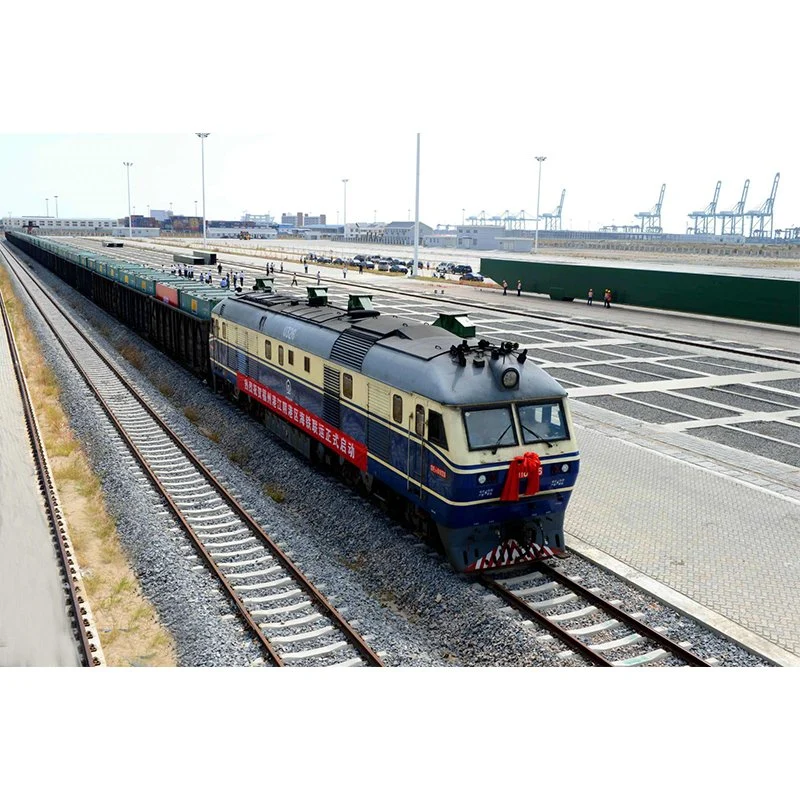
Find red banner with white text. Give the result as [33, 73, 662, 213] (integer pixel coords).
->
[237, 373, 368, 471]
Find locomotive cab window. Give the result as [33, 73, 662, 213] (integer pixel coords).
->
[428, 410, 448, 449]
[343, 373, 353, 399]
[463, 406, 517, 451]
[288, 349, 294, 366]
[278, 346, 284, 366]
[392, 394, 403, 423]
[517, 401, 569, 444]
[415, 404, 425, 437]
[265, 339, 272, 360]
[222, 322, 227, 339]
[304, 356, 311, 373]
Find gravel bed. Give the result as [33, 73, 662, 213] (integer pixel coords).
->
[518, 554, 772, 666]
[7, 250, 775, 667]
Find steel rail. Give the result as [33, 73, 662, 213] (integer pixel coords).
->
[1, 241, 383, 667]
[482, 562, 711, 667]
[0, 283, 99, 666]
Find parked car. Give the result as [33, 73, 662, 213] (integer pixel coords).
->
[459, 273, 484, 282]
[389, 264, 408, 274]
[452, 264, 473, 274]
[362, 261, 375, 269]
[376, 262, 390, 271]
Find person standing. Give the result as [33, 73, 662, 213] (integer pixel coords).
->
[502, 279, 508, 296]
[517, 279, 522, 297]
[343, 266, 348, 279]
[291, 273, 298, 287]
[604, 288, 612, 308]
[587, 288, 593, 305]
[316, 270, 321, 285]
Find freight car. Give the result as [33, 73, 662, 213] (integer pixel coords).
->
[6, 232, 580, 573]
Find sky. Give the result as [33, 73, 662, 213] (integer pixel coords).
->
[1, 0, 797, 235]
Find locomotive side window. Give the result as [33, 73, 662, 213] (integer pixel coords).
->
[343, 373, 353, 399]
[265, 339, 272, 360]
[222, 322, 227, 339]
[517, 401, 569, 443]
[428, 410, 448, 449]
[278, 345, 284, 366]
[288, 349, 294, 366]
[463, 406, 517, 451]
[304, 356, 311, 373]
[415, 404, 425, 437]
[392, 394, 403, 423]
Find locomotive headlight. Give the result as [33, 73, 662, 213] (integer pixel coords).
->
[478, 474, 487, 485]
[501, 368, 519, 389]
[561, 463, 570, 473]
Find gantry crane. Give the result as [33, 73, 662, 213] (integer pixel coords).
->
[542, 190, 566, 231]
[717, 179, 750, 235]
[688, 181, 721, 234]
[745, 173, 780, 238]
[634, 183, 666, 233]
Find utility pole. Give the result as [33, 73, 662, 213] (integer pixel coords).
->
[54, 195, 58, 217]
[123, 161, 133, 238]
[413, 133, 421, 277]
[45, 198, 49, 217]
[196, 133, 210, 245]
[534, 155, 546, 253]
[342, 178, 348, 241]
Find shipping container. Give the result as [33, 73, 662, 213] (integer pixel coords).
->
[179, 286, 235, 319]
[173, 254, 205, 265]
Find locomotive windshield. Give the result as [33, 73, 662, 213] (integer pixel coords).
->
[463, 406, 517, 451]
[517, 401, 569, 444]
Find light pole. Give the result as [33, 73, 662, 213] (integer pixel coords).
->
[45, 198, 49, 217]
[413, 132, 421, 277]
[534, 155, 546, 253]
[123, 161, 133, 238]
[462, 208, 465, 226]
[196, 133, 210, 245]
[194, 200, 198, 217]
[54, 195, 58, 218]
[342, 179, 348, 241]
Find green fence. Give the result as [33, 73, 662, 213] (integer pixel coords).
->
[480, 258, 800, 327]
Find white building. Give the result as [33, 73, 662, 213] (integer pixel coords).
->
[423, 232, 458, 248]
[456, 225, 506, 249]
[1, 216, 159, 237]
[384, 221, 433, 245]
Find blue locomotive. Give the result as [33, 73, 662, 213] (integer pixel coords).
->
[211, 285, 580, 572]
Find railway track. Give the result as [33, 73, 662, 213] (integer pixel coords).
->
[482, 562, 712, 666]
[1, 242, 384, 667]
[0, 282, 101, 666]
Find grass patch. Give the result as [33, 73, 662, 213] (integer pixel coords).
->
[183, 406, 200, 423]
[263, 483, 285, 503]
[118, 344, 145, 370]
[228, 445, 251, 466]
[158, 382, 175, 398]
[200, 426, 220, 443]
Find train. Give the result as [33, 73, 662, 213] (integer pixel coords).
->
[5, 231, 580, 573]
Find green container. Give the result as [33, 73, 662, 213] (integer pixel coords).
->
[179, 286, 235, 319]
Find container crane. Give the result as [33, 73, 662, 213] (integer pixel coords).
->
[542, 190, 566, 231]
[688, 181, 721, 234]
[746, 173, 780, 238]
[634, 183, 666, 233]
[717, 179, 750, 235]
